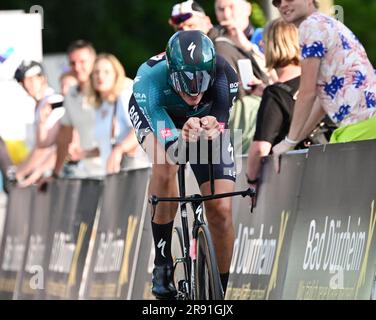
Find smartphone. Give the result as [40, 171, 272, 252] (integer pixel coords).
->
[51, 101, 64, 109]
[237, 59, 254, 91]
[47, 94, 64, 109]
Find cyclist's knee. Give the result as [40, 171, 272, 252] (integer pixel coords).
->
[151, 164, 178, 186]
[205, 200, 232, 232]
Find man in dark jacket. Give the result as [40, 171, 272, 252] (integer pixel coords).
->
[208, 0, 276, 155]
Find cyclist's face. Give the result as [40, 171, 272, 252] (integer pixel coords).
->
[179, 91, 204, 106]
[275, 0, 314, 25]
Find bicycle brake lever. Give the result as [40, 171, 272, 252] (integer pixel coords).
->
[249, 188, 256, 214]
[249, 200, 254, 214]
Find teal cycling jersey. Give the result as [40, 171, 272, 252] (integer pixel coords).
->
[129, 53, 239, 151]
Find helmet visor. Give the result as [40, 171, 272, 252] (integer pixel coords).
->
[170, 70, 211, 96]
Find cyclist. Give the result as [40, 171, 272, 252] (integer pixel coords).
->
[129, 30, 239, 299]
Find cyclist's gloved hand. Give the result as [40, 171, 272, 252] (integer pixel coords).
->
[246, 175, 258, 211]
[200, 116, 221, 140]
[182, 117, 202, 142]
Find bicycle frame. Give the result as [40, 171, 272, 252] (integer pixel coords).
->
[150, 163, 255, 300]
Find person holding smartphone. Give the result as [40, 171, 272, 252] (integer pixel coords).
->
[208, 0, 276, 156]
[12, 61, 65, 186]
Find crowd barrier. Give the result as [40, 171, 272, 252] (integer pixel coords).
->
[0, 140, 375, 300]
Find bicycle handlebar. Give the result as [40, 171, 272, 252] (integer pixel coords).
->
[149, 188, 255, 206]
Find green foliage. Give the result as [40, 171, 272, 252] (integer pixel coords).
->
[1, 0, 373, 78]
[250, 2, 267, 28]
[335, 0, 376, 66]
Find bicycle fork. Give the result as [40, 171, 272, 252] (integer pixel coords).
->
[177, 165, 206, 300]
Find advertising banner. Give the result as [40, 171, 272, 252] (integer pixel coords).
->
[226, 153, 306, 300]
[0, 187, 33, 299]
[43, 179, 102, 300]
[14, 186, 53, 299]
[282, 141, 376, 300]
[83, 169, 150, 300]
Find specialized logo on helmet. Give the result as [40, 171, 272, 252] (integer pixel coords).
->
[187, 42, 196, 60]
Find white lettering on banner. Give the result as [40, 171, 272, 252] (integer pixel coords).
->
[25, 235, 45, 273]
[303, 216, 366, 272]
[48, 233, 75, 273]
[1, 236, 25, 272]
[94, 231, 124, 273]
[230, 224, 276, 275]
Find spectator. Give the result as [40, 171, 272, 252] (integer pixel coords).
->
[13, 61, 64, 187]
[89, 53, 149, 173]
[60, 70, 78, 96]
[50, 40, 102, 179]
[168, 0, 213, 33]
[272, 0, 376, 171]
[208, 0, 276, 155]
[0, 137, 14, 192]
[59, 70, 82, 166]
[246, 19, 301, 190]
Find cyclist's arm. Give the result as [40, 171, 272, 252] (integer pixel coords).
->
[131, 71, 180, 157]
[209, 56, 239, 127]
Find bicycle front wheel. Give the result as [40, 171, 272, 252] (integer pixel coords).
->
[195, 225, 224, 300]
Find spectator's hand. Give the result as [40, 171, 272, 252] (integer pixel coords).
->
[37, 174, 56, 193]
[272, 140, 296, 173]
[220, 20, 252, 52]
[200, 116, 220, 140]
[106, 146, 123, 174]
[39, 104, 53, 124]
[245, 77, 265, 97]
[182, 117, 202, 142]
[68, 144, 83, 162]
[17, 170, 43, 188]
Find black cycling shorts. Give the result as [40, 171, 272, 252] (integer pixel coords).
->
[187, 135, 236, 186]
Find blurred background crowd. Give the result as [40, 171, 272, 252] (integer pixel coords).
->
[0, 0, 375, 193]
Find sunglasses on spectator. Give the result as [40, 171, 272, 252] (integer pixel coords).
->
[170, 13, 193, 25]
[272, 0, 294, 8]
